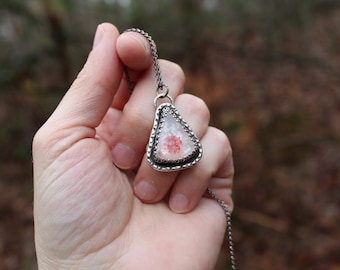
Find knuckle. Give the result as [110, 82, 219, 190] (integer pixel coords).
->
[122, 109, 152, 138]
[209, 127, 233, 161]
[160, 60, 185, 88]
[177, 94, 211, 123]
[211, 127, 231, 148]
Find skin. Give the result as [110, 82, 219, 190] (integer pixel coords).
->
[32, 23, 234, 270]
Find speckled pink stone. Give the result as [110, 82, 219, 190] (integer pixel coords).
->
[156, 113, 195, 160]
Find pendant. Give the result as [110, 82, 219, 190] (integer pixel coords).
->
[147, 103, 203, 171]
[123, 28, 203, 172]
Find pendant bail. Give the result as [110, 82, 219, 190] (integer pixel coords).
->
[156, 83, 170, 96]
[153, 92, 174, 108]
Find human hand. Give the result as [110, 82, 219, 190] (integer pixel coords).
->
[33, 23, 234, 269]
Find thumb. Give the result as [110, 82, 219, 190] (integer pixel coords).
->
[33, 23, 122, 164]
[48, 23, 122, 131]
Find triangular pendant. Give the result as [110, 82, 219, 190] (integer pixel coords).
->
[147, 103, 203, 171]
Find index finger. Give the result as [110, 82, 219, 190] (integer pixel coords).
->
[111, 31, 154, 110]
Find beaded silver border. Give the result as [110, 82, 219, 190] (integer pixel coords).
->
[147, 103, 203, 171]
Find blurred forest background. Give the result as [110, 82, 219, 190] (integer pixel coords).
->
[0, 0, 339, 269]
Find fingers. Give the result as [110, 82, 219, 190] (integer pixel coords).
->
[112, 31, 153, 110]
[133, 94, 211, 202]
[170, 127, 234, 213]
[115, 83, 233, 215]
[117, 31, 152, 70]
[134, 123, 233, 214]
[110, 60, 186, 169]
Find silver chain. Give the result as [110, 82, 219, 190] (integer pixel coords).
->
[124, 28, 168, 96]
[206, 188, 236, 270]
[123, 28, 236, 270]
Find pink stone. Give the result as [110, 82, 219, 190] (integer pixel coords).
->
[147, 103, 202, 171]
[162, 135, 182, 154]
[155, 113, 196, 161]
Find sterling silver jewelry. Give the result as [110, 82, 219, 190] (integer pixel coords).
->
[123, 28, 236, 269]
[124, 28, 202, 172]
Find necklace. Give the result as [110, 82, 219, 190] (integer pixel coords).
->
[123, 28, 236, 270]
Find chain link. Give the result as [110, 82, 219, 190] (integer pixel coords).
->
[123, 28, 236, 269]
[124, 28, 167, 96]
[206, 188, 237, 270]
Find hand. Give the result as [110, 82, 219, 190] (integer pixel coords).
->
[32, 23, 234, 269]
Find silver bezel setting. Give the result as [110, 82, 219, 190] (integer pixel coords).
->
[147, 103, 203, 172]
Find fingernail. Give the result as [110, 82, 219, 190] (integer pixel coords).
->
[170, 193, 189, 213]
[112, 143, 138, 169]
[134, 180, 158, 201]
[93, 24, 104, 49]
